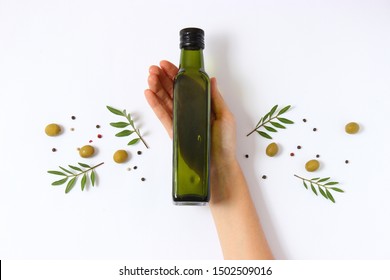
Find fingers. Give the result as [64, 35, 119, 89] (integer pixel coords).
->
[144, 89, 173, 139]
[160, 60, 179, 80]
[147, 71, 173, 113]
[145, 61, 178, 139]
[149, 63, 176, 99]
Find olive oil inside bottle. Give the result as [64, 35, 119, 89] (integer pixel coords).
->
[172, 28, 210, 205]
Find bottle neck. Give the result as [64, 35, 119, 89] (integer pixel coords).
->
[179, 49, 205, 70]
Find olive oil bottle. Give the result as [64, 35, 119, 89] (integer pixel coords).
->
[172, 27, 210, 205]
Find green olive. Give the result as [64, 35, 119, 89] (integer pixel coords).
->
[305, 159, 320, 172]
[266, 142, 279, 157]
[79, 145, 95, 158]
[345, 122, 360, 134]
[45, 123, 61, 136]
[113, 150, 128, 163]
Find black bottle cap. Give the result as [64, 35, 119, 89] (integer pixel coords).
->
[179, 27, 205, 50]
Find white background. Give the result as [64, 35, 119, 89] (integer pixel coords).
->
[1, 0, 389, 259]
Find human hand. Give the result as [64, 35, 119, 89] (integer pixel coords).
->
[145, 60, 237, 167]
[145, 62, 273, 258]
[144, 60, 177, 139]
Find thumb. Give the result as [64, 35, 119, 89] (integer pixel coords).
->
[210, 77, 227, 119]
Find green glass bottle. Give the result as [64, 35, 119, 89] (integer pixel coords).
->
[172, 27, 211, 205]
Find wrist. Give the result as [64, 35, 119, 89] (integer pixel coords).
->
[209, 158, 241, 206]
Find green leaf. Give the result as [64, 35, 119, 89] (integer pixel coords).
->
[269, 105, 278, 117]
[270, 121, 286, 129]
[326, 189, 335, 203]
[59, 166, 74, 175]
[264, 126, 277, 132]
[65, 177, 77, 193]
[107, 105, 148, 149]
[47, 170, 67, 176]
[277, 117, 294, 124]
[255, 117, 263, 127]
[110, 122, 129, 128]
[128, 138, 140, 145]
[318, 177, 330, 183]
[69, 165, 82, 172]
[107, 106, 124, 116]
[262, 112, 270, 122]
[90, 170, 96, 187]
[278, 105, 291, 115]
[330, 187, 344, 193]
[318, 186, 328, 199]
[294, 174, 342, 203]
[48, 162, 103, 193]
[257, 131, 272, 139]
[51, 177, 68, 186]
[78, 162, 91, 168]
[81, 174, 87, 191]
[115, 130, 134, 137]
[310, 183, 318, 196]
[324, 181, 339, 186]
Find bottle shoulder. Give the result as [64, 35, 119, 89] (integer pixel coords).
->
[175, 69, 210, 81]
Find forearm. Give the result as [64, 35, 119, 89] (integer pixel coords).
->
[209, 159, 274, 260]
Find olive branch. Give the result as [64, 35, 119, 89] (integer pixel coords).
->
[107, 105, 149, 148]
[294, 174, 344, 203]
[47, 162, 104, 193]
[247, 105, 294, 139]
